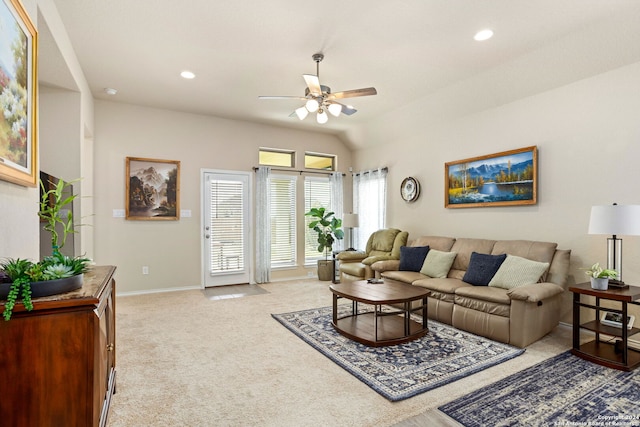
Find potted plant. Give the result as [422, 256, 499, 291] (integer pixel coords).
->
[0, 178, 90, 320]
[584, 262, 618, 290]
[305, 207, 344, 281]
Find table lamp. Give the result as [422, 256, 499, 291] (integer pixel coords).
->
[343, 213, 359, 251]
[588, 203, 640, 288]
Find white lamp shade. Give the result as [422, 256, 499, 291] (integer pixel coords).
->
[294, 106, 308, 120]
[305, 99, 319, 112]
[588, 204, 640, 236]
[343, 213, 359, 228]
[316, 109, 328, 124]
[327, 103, 342, 117]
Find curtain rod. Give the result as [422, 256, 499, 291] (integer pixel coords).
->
[352, 167, 388, 176]
[253, 167, 345, 176]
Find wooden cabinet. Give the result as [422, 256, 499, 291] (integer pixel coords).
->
[0, 266, 117, 427]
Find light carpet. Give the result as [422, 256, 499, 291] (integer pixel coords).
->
[439, 351, 640, 426]
[107, 279, 571, 427]
[272, 305, 525, 401]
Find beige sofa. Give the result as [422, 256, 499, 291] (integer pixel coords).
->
[371, 236, 571, 348]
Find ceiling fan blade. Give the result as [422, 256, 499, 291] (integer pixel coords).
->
[330, 87, 377, 99]
[327, 101, 357, 116]
[303, 74, 322, 96]
[258, 95, 306, 100]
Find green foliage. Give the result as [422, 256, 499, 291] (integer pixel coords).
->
[39, 178, 79, 253]
[1, 178, 90, 320]
[305, 207, 344, 260]
[584, 263, 618, 279]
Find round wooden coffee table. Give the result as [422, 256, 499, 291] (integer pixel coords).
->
[329, 279, 429, 347]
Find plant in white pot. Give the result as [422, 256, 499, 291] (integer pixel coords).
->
[305, 207, 344, 281]
[584, 263, 618, 290]
[0, 178, 90, 320]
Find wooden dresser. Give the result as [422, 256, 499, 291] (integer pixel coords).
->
[0, 265, 117, 427]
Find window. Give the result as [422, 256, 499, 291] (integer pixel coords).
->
[270, 175, 296, 267]
[353, 168, 387, 250]
[260, 148, 295, 168]
[304, 176, 332, 263]
[305, 152, 335, 171]
[207, 178, 245, 274]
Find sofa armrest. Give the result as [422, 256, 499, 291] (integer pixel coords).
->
[371, 259, 400, 273]
[507, 282, 564, 303]
[336, 251, 367, 262]
[362, 255, 396, 265]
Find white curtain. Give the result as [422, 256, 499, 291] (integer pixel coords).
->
[330, 172, 344, 251]
[255, 167, 271, 283]
[353, 168, 387, 250]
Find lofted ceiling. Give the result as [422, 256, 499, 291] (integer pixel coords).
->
[42, 1, 640, 147]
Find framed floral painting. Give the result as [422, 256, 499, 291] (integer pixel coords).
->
[0, 0, 38, 186]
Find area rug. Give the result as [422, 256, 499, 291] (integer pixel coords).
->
[439, 351, 640, 426]
[272, 305, 524, 402]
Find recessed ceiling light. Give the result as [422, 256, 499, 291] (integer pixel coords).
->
[474, 29, 494, 41]
[103, 88, 117, 96]
[180, 71, 196, 79]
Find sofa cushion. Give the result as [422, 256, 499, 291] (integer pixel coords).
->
[488, 255, 550, 290]
[381, 270, 426, 284]
[420, 250, 457, 278]
[410, 236, 456, 252]
[399, 245, 430, 272]
[462, 252, 507, 286]
[455, 285, 511, 305]
[413, 277, 468, 293]
[449, 238, 497, 272]
[491, 240, 557, 281]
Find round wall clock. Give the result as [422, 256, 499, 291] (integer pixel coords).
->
[400, 177, 420, 202]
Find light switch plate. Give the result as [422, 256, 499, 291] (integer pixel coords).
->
[113, 209, 125, 218]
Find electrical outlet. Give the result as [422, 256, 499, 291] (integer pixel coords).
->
[142, 266, 149, 275]
[307, 271, 315, 277]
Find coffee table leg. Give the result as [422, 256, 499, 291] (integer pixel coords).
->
[374, 304, 378, 342]
[422, 296, 428, 329]
[333, 293, 338, 325]
[404, 301, 410, 335]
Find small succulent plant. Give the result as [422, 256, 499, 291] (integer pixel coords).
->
[584, 263, 618, 279]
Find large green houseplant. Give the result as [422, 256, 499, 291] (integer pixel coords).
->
[0, 178, 90, 320]
[305, 207, 344, 281]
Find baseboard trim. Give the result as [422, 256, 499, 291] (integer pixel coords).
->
[116, 285, 202, 297]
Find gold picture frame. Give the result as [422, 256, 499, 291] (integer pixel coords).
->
[125, 157, 180, 220]
[445, 146, 537, 208]
[0, 0, 38, 187]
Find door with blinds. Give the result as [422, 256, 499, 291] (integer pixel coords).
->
[202, 171, 251, 286]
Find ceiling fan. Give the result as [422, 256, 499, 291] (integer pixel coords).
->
[258, 53, 377, 124]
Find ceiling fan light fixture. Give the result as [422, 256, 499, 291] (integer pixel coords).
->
[327, 103, 342, 117]
[305, 98, 319, 112]
[316, 109, 328, 124]
[295, 106, 309, 120]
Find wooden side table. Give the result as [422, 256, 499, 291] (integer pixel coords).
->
[569, 282, 640, 371]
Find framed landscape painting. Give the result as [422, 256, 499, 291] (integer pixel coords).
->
[0, 0, 38, 186]
[445, 146, 537, 209]
[126, 157, 180, 220]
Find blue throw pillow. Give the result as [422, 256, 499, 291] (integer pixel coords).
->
[399, 246, 430, 272]
[462, 252, 507, 286]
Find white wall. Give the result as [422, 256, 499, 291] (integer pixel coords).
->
[93, 100, 352, 293]
[353, 61, 640, 321]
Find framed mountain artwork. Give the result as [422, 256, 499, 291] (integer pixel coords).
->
[126, 157, 180, 220]
[445, 146, 537, 208]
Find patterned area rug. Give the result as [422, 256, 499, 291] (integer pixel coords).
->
[272, 305, 524, 402]
[439, 351, 640, 426]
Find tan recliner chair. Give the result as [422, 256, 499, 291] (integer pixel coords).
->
[337, 228, 408, 283]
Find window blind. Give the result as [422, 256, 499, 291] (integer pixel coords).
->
[208, 179, 244, 274]
[304, 176, 332, 262]
[270, 175, 297, 267]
